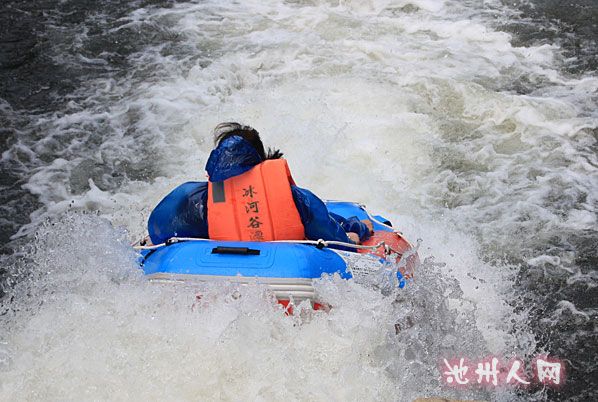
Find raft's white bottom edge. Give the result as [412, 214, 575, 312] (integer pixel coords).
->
[146, 273, 317, 302]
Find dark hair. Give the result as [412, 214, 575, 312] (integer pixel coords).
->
[213, 122, 283, 160]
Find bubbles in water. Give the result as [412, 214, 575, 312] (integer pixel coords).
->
[0, 212, 532, 401]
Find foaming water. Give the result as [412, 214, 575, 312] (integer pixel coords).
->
[1, 0, 596, 400]
[0, 214, 524, 401]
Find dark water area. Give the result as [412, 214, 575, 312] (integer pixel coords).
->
[493, 2, 598, 401]
[0, 0, 596, 400]
[0, 0, 175, 248]
[501, 0, 598, 76]
[0, 0, 115, 247]
[0, 0, 174, 111]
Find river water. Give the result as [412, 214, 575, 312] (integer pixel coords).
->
[0, 0, 596, 400]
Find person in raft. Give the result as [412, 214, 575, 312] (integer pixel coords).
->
[147, 122, 373, 247]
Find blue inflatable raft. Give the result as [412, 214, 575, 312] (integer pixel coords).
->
[138, 201, 417, 306]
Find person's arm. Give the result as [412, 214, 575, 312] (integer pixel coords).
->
[148, 182, 209, 244]
[290, 185, 354, 244]
[330, 213, 372, 242]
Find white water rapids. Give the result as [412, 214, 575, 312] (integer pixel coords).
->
[1, 0, 596, 400]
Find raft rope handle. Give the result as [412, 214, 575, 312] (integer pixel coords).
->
[133, 236, 393, 254]
[133, 225, 403, 256]
[133, 237, 387, 251]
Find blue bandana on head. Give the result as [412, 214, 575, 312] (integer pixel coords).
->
[205, 135, 263, 182]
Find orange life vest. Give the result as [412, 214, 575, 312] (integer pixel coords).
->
[207, 159, 305, 241]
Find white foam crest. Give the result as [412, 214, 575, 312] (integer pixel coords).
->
[1, 213, 526, 401]
[416, 80, 597, 257]
[15, 0, 593, 236]
[540, 300, 594, 326]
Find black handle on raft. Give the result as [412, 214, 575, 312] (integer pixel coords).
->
[211, 246, 260, 255]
